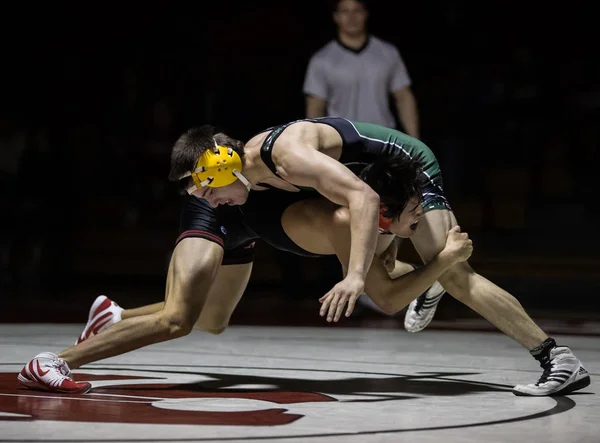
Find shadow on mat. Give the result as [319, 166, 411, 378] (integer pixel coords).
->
[97, 369, 512, 400]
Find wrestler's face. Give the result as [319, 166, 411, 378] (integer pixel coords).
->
[387, 195, 424, 238]
[334, 0, 368, 36]
[192, 180, 249, 207]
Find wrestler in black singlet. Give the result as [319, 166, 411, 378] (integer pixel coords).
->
[176, 117, 449, 264]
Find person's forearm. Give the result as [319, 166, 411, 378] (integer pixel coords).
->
[374, 252, 455, 313]
[396, 95, 420, 139]
[305, 96, 327, 118]
[306, 105, 326, 118]
[346, 192, 380, 282]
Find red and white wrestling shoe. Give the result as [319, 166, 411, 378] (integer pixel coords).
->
[76, 295, 123, 344]
[17, 352, 91, 394]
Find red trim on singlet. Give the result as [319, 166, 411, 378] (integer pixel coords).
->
[176, 230, 224, 247]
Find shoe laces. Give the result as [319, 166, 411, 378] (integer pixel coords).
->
[51, 357, 72, 378]
[535, 357, 555, 386]
[413, 293, 427, 314]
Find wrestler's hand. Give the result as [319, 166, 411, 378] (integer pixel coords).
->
[441, 225, 473, 263]
[379, 237, 399, 274]
[318, 273, 365, 322]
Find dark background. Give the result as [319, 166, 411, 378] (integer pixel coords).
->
[1, 2, 599, 327]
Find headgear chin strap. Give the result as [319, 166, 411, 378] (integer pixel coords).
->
[182, 140, 251, 194]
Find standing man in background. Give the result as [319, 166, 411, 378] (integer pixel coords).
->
[303, 0, 419, 137]
[303, 0, 441, 324]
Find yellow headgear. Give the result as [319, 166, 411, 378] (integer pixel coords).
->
[184, 143, 251, 193]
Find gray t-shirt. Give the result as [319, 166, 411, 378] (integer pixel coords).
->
[303, 36, 411, 128]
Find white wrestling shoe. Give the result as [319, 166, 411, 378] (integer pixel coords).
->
[513, 346, 591, 396]
[76, 295, 123, 344]
[404, 281, 445, 332]
[18, 352, 91, 394]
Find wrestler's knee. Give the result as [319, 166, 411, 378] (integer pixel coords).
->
[158, 310, 197, 338]
[194, 319, 227, 335]
[204, 326, 227, 335]
[438, 261, 476, 301]
[194, 309, 230, 334]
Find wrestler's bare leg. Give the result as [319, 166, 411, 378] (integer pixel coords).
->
[410, 209, 547, 350]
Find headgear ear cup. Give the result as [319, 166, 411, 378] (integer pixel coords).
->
[379, 205, 392, 230]
[186, 145, 250, 192]
[192, 146, 243, 188]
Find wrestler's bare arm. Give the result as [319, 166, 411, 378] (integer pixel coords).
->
[320, 224, 472, 322]
[275, 144, 380, 293]
[361, 227, 472, 316]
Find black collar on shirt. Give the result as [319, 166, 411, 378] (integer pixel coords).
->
[335, 35, 370, 54]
